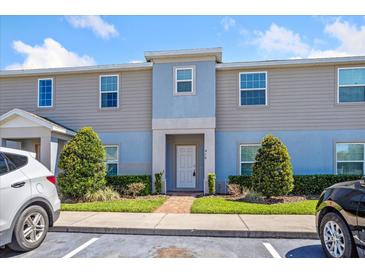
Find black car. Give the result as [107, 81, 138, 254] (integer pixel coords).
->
[316, 178, 365, 258]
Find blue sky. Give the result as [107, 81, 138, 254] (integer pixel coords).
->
[1, 16, 365, 70]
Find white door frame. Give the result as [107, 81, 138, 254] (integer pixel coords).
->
[176, 145, 197, 188]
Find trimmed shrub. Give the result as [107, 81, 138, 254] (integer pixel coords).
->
[154, 171, 163, 194]
[126, 182, 146, 198]
[84, 187, 120, 202]
[228, 175, 252, 190]
[252, 135, 294, 198]
[208, 173, 216, 194]
[228, 174, 363, 196]
[58, 127, 106, 199]
[106, 175, 151, 195]
[292, 175, 362, 195]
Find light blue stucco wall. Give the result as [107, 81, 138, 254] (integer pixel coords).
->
[98, 131, 152, 175]
[216, 129, 365, 187]
[152, 61, 216, 119]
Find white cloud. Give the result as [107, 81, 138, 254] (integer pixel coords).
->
[253, 19, 365, 59]
[66, 16, 118, 39]
[254, 24, 310, 57]
[221, 17, 236, 31]
[6, 38, 96, 70]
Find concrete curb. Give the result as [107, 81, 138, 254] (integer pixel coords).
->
[50, 226, 319, 240]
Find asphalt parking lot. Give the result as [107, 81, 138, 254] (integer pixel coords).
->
[0, 232, 325, 258]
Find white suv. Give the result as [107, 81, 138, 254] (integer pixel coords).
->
[0, 147, 60, 251]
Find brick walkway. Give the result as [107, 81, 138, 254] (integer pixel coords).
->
[154, 195, 196, 214]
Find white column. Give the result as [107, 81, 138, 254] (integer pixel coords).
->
[50, 137, 59, 174]
[204, 129, 215, 194]
[40, 136, 51, 170]
[152, 130, 166, 193]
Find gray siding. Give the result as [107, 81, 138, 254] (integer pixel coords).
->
[216, 64, 365, 131]
[0, 69, 152, 132]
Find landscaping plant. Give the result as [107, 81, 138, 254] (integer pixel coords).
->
[252, 134, 294, 198]
[58, 127, 107, 199]
[208, 173, 216, 194]
[154, 171, 163, 194]
[126, 182, 146, 198]
[84, 187, 120, 202]
[106, 175, 151, 195]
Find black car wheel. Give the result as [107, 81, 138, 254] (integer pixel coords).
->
[319, 212, 356, 258]
[8, 205, 49, 252]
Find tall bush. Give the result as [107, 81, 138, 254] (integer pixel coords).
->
[58, 127, 106, 199]
[208, 173, 216, 194]
[252, 134, 294, 197]
[154, 171, 163, 194]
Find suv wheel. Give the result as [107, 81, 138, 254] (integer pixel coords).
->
[8, 205, 49, 252]
[319, 212, 356, 258]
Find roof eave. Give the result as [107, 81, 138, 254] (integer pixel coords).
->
[0, 63, 152, 77]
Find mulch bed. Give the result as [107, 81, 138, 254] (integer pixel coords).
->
[225, 194, 315, 204]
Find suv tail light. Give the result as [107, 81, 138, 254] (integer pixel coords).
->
[46, 176, 57, 184]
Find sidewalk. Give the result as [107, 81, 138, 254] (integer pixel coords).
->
[52, 212, 318, 239]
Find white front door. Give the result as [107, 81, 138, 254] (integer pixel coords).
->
[176, 145, 196, 188]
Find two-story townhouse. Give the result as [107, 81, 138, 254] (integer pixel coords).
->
[1, 48, 365, 194]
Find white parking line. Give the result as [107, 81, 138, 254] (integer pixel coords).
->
[62, 237, 99, 258]
[263, 242, 281, 258]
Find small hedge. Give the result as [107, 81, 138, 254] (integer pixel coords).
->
[228, 175, 362, 196]
[106, 175, 152, 196]
[291, 175, 362, 195]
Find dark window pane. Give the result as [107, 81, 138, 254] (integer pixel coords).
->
[107, 163, 118, 176]
[241, 163, 254, 176]
[4, 153, 28, 170]
[39, 79, 52, 107]
[337, 162, 364, 175]
[241, 89, 266, 105]
[101, 92, 118, 108]
[177, 81, 192, 92]
[339, 86, 365, 103]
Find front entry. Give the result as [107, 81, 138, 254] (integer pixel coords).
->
[176, 145, 196, 188]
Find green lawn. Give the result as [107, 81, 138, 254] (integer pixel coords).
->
[191, 197, 317, 215]
[61, 196, 167, 213]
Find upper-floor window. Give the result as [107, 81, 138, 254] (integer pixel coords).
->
[338, 67, 365, 103]
[336, 143, 364, 175]
[240, 144, 260, 175]
[174, 67, 195, 95]
[239, 72, 267, 106]
[105, 145, 119, 176]
[100, 75, 119, 108]
[38, 78, 53, 108]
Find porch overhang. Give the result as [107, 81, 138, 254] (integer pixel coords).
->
[0, 108, 76, 137]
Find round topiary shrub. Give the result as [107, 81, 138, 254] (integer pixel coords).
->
[252, 134, 294, 198]
[58, 127, 107, 199]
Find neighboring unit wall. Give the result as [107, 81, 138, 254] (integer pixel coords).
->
[0, 69, 152, 132]
[216, 65, 365, 131]
[152, 61, 216, 119]
[215, 64, 365, 192]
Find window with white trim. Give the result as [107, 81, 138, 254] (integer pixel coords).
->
[100, 75, 119, 108]
[240, 144, 260, 175]
[338, 68, 365, 103]
[239, 72, 267, 106]
[38, 78, 53, 107]
[175, 67, 194, 94]
[105, 145, 119, 176]
[336, 143, 364, 175]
